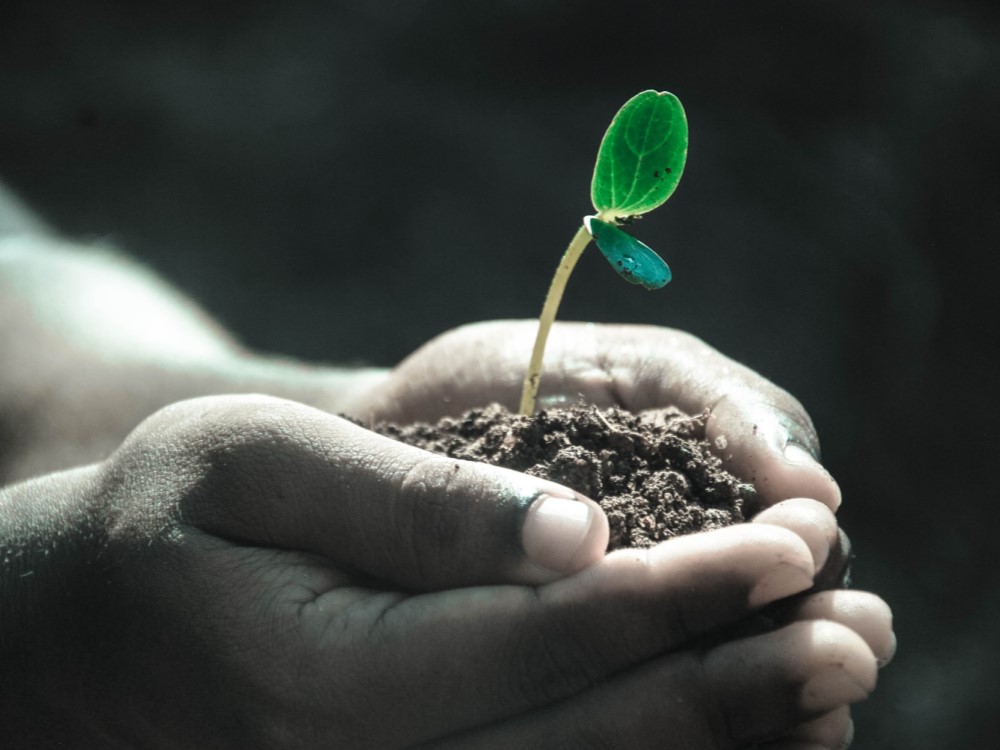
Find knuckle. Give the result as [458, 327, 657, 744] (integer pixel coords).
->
[112, 394, 304, 469]
[101, 395, 311, 540]
[396, 456, 466, 580]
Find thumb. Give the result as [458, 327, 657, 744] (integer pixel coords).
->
[137, 395, 608, 590]
[705, 391, 842, 511]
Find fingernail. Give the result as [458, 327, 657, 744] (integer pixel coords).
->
[842, 718, 856, 749]
[785, 444, 842, 511]
[784, 443, 818, 465]
[800, 666, 873, 713]
[878, 632, 898, 668]
[522, 495, 596, 574]
[748, 559, 814, 608]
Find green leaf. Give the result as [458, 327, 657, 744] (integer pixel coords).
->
[590, 90, 687, 221]
[585, 216, 672, 290]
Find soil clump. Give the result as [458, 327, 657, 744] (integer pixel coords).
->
[375, 403, 758, 550]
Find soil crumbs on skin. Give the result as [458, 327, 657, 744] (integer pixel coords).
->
[375, 403, 759, 551]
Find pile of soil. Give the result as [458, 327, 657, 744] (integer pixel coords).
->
[375, 403, 759, 551]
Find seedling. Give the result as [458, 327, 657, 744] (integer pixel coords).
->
[518, 90, 689, 415]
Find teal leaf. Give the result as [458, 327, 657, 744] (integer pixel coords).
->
[591, 90, 687, 221]
[585, 216, 671, 290]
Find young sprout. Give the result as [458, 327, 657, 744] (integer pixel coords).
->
[518, 90, 689, 415]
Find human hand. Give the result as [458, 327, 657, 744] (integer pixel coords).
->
[338, 320, 884, 747]
[3, 395, 891, 749]
[347, 320, 841, 510]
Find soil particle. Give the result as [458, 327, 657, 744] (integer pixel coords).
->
[374, 403, 759, 551]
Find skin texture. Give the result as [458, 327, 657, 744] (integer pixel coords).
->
[0, 235, 894, 748]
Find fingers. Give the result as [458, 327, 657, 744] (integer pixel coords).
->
[779, 589, 897, 668]
[752, 498, 839, 574]
[756, 589, 895, 749]
[746, 502, 893, 668]
[423, 620, 876, 750]
[105, 395, 609, 590]
[286, 522, 817, 746]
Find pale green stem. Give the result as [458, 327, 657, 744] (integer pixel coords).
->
[518, 223, 592, 415]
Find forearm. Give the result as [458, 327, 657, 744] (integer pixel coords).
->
[0, 236, 388, 482]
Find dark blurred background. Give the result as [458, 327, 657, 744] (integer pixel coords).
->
[2, 0, 997, 746]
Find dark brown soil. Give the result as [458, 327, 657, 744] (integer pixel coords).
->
[374, 403, 759, 551]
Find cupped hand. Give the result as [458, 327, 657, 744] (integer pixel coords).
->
[8, 395, 891, 749]
[346, 321, 841, 510]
